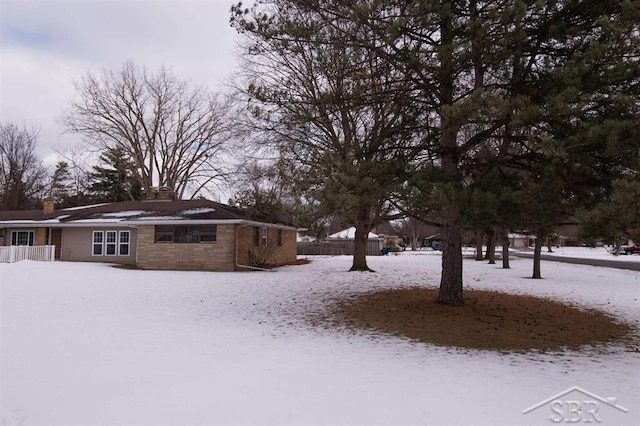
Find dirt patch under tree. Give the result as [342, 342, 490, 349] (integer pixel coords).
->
[332, 288, 638, 352]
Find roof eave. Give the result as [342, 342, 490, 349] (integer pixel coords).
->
[0, 218, 299, 231]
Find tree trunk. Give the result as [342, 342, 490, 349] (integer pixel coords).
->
[437, 200, 464, 306]
[614, 239, 622, 255]
[475, 231, 483, 260]
[350, 222, 373, 272]
[532, 232, 545, 279]
[485, 228, 496, 264]
[435, 5, 463, 306]
[501, 228, 510, 269]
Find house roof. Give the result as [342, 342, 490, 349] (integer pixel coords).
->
[326, 227, 382, 240]
[0, 199, 297, 230]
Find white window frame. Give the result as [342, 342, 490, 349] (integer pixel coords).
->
[11, 230, 35, 246]
[105, 230, 118, 256]
[261, 227, 268, 247]
[119, 231, 130, 256]
[92, 231, 104, 256]
[92, 230, 131, 256]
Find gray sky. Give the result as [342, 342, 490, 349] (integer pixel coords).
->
[0, 0, 240, 165]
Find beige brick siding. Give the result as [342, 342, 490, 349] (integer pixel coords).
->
[136, 224, 237, 271]
[236, 225, 297, 268]
[136, 224, 298, 271]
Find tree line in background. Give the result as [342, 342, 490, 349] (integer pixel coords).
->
[0, 122, 144, 208]
[1, 61, 235, 210]
[1, 1, 638, 306]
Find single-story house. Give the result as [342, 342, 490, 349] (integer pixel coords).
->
[0, 190, 298, 271]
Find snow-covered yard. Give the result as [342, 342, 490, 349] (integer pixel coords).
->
[1, 250, 639, 425]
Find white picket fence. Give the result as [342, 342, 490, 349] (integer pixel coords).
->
[0, 245, 56, 263]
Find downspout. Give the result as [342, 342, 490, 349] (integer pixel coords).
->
[236, 224, 271, 272]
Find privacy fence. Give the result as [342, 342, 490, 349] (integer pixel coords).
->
[297, 241, 384, 256]
[0, 245, 56, 263]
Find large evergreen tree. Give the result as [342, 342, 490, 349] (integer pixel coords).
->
[86, 147, 142, 203]
[231, 1, 420, 271]
[232, 0, 639, 301]
[49, 161, 78, 208]
[578, 178, 640, 250]
[339, 0, 638, 300]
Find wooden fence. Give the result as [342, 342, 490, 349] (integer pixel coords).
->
[0, 245, 56, 263]
[297, 241, 384, 256]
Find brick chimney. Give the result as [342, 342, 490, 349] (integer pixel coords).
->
[142, 187, 177, 202]
[157, 187, 176, 200]
[43, 197, 54, 214]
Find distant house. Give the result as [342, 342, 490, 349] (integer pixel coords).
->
[508, 233, 531, 248]
[325, 227, 385, 256]
[0, 189, 298, 271]
[296, 226, 385, 256]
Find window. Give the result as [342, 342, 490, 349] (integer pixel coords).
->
[155, 226, 174, 242]
[199, 225, 217, 242]
[154, 225, 217, 243]
[11, 230, 34, 246]
[105, 231, 117, 255]
[119, 231, 130, 256]
[174, 226, 191, 243]
[261, 227, 268, 247]
[277, 229, 283, 247]
[93, 230, 130, 256]
[92, 231, 104, 255]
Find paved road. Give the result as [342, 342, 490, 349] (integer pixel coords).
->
[513, 252, 640, 271]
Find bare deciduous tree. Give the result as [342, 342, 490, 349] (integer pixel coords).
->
[0, 122, 47, 209]
[60, 61, 233, 199]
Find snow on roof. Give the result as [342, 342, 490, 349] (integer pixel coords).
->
[327, 227, 380, 240]
[508, 233, 532, 239]
[102, 210, 149, 218]
[69, 219, 130, 223]
[61, 203, 110, 211]
[132, 216, 186, 221]
[179, 207, 216, 215]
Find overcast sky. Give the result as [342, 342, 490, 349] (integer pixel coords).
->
[0, 0, 241, 165]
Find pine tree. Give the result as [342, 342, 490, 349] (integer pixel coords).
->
[232, 0, 639, 302]
[49, 161, 78, 208]
[86, 147, 142, 203]
[231, 1, 419, 271]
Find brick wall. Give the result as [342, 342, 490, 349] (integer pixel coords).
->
[136, 224, 297, 271]
[136, 224, 237, 271]
[236, 225, 297, 268]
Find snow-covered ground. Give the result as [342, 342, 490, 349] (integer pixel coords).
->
[1, 250, 639, 426]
